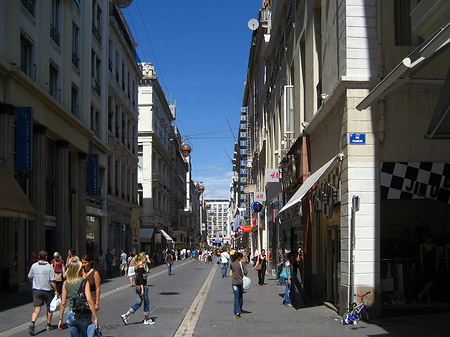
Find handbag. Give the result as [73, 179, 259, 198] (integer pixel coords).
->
[280, 263, 292, 279]
[73, 279, 91, 316]
[49, 295, 61, 312]
[55, 272, 63, 282]
[240, 262, 251, 290]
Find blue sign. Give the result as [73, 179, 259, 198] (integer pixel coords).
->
[349, 133, 366, 144]
[16, 107, 33, 170]
[88, 154, 99, 196]
[251, 201, 263, 213]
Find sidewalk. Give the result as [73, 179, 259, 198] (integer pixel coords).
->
[0, 261, 170, 334]
[194, 263, 450, 337]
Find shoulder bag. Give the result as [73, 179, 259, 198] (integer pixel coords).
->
[73, 279, 91, 317]
[240, 262, 251, 290]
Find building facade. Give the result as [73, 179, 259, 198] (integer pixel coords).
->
[205, 199, 230, 246]
[0, 0, 139, 290]
[235, 0, 450, 316]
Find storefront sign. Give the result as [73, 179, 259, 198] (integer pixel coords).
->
[16, 107, 33, 170]
[88, 154, 99, 196]
[254, 192, 266, 201]
[267, 169, 282, 182]
[381, 162, 450, 203]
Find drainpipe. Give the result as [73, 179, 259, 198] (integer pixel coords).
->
[349, 195, 360, 311]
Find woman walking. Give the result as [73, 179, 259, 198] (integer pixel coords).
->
[51, 252, 66, 295]
[120, 252, 155, 326]
[127, 252, 136, 287]
[81, 254, 101, 312]
[254, 249, 268, 285]
[58, 257, 98, 336]
[229, 252, 248, 318]
[282, 252, 294, 307]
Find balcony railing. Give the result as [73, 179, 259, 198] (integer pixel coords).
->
[50, 24, 60, 46]
[92, 25, 102, 44]
[72, 52, 79, 69]
[21, 0, 35, 17]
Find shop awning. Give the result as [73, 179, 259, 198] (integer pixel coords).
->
[425, 68, 450, 139]
[280, 155, 339, 213]
[140, 228, 154, 242]
[356, 20, 450, 111]
[0, 164, 36, 220]
[158, 228, 173, 242]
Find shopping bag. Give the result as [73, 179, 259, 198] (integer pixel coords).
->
[49, 295, 61, 312]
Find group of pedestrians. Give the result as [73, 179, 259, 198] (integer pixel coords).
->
[27, 250, 102, 336]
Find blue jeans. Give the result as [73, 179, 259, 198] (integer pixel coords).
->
[283, 281, 291, 306]
[232, 284, 243, 315]
[129, 285, 149, 315]
[221, 263, 228, 277]
[167, 262, 173, 275]
[66, 308, 95, 337]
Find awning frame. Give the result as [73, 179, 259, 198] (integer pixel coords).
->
[280, 154, 342, 214]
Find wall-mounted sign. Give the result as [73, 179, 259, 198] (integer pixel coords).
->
[251, 201, 263, 213]
[267, 169, 282, 182]
[16, 107, 33, 170]
[254, 192, 266, 201]
[349, 133, 366, 144]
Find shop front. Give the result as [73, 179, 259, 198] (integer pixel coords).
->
[380, 161, 450, 307]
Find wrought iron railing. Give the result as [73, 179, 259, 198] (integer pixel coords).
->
[50, 24, 60, 45]
[21, 0, 35, 17]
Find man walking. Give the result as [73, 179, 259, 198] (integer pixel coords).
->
[165, 250, 174, 275]
[220, 249, 230, 278]
[28, 251, 58, 336]
[120, 250, 128, 277]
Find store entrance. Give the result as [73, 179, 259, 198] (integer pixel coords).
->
[326, 226, 339, 306]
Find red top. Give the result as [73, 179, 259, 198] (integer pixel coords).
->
[51, 258, 65, 273]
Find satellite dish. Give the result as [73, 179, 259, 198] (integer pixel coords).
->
[113, 0, 133, 8]
[248, 18, 259, 31]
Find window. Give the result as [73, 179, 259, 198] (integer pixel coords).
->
[108, 40, 113, 71]
[71, 85, 79, 117]
[72, 23, 80, 68]
[92, 3, 102, 43]
[90, 106, 100, 137]
[20, 36, 35, 80]
[394, 0, 419, 46]
[115, 51, 120, 81]
[21, 0, 36, 17]
[49, 64, 60, 101]
[91, 51, 101, 95]
[138, 145, 143, 168]
[50, 0, 61, 45]
[45, 138, 55, 216]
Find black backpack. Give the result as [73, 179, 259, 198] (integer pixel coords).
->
[72, 279, 91, 316]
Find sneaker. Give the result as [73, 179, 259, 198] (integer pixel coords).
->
[29, 323, 35, 336]
[46, 324, 54, 331]
[144, 319, 155, 325]
[121, 314, 129, 325]
[234, 313, 241, 319]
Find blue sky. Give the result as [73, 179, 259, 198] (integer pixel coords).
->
[123, 0, 262, 198]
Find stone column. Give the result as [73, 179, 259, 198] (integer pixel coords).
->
[55, 141, 70, 254]
[30, 125, 47, 254]
[78, 152, 87, 254]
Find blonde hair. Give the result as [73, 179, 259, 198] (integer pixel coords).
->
[65, 256, 82, 284]
[54, 252, 61, 259]
[136, 252, 147, 264]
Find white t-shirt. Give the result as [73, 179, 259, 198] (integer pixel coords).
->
[220, 252, 230, 264]
[121, 253, 127, 264]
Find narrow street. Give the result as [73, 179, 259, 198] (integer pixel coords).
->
[1, 260, 448, 337]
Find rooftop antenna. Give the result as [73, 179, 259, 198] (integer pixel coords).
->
[248, 18, 259, 31]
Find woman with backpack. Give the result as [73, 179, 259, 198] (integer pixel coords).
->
[58, 256, 98, 336]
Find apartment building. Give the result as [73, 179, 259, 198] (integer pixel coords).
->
[236, 0, 450, 316]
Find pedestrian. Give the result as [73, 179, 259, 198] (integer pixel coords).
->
[66, 249, 75, 266]
[127, 252, 136, 287]
[165, 249, 174, 275]
[254, 249, 268, 285]
[290, 250, 308, 306]
[105, 249, 114, 278]
[120, 250, 127, 277]
[121, 252, 155, 326]
[58, 256, 98, 336]
[28, 250, 58, 335]
[229, 252, 248, 318]
[282, 252, 294, 307]
[51, 252, 66, 295]
[220, 249, 230, 278]
[81, 254, 101, 312]
[97, 250, 105, 280]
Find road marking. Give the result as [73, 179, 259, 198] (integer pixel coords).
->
[0, 260, 191, 337]
[173, 264, 217, 337]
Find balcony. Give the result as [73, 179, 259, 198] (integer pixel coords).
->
[92, 25, 102, 44]
[72, 52, 79, 69]
[50, 24, 60, 46]
[21, 0, 35, 17]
